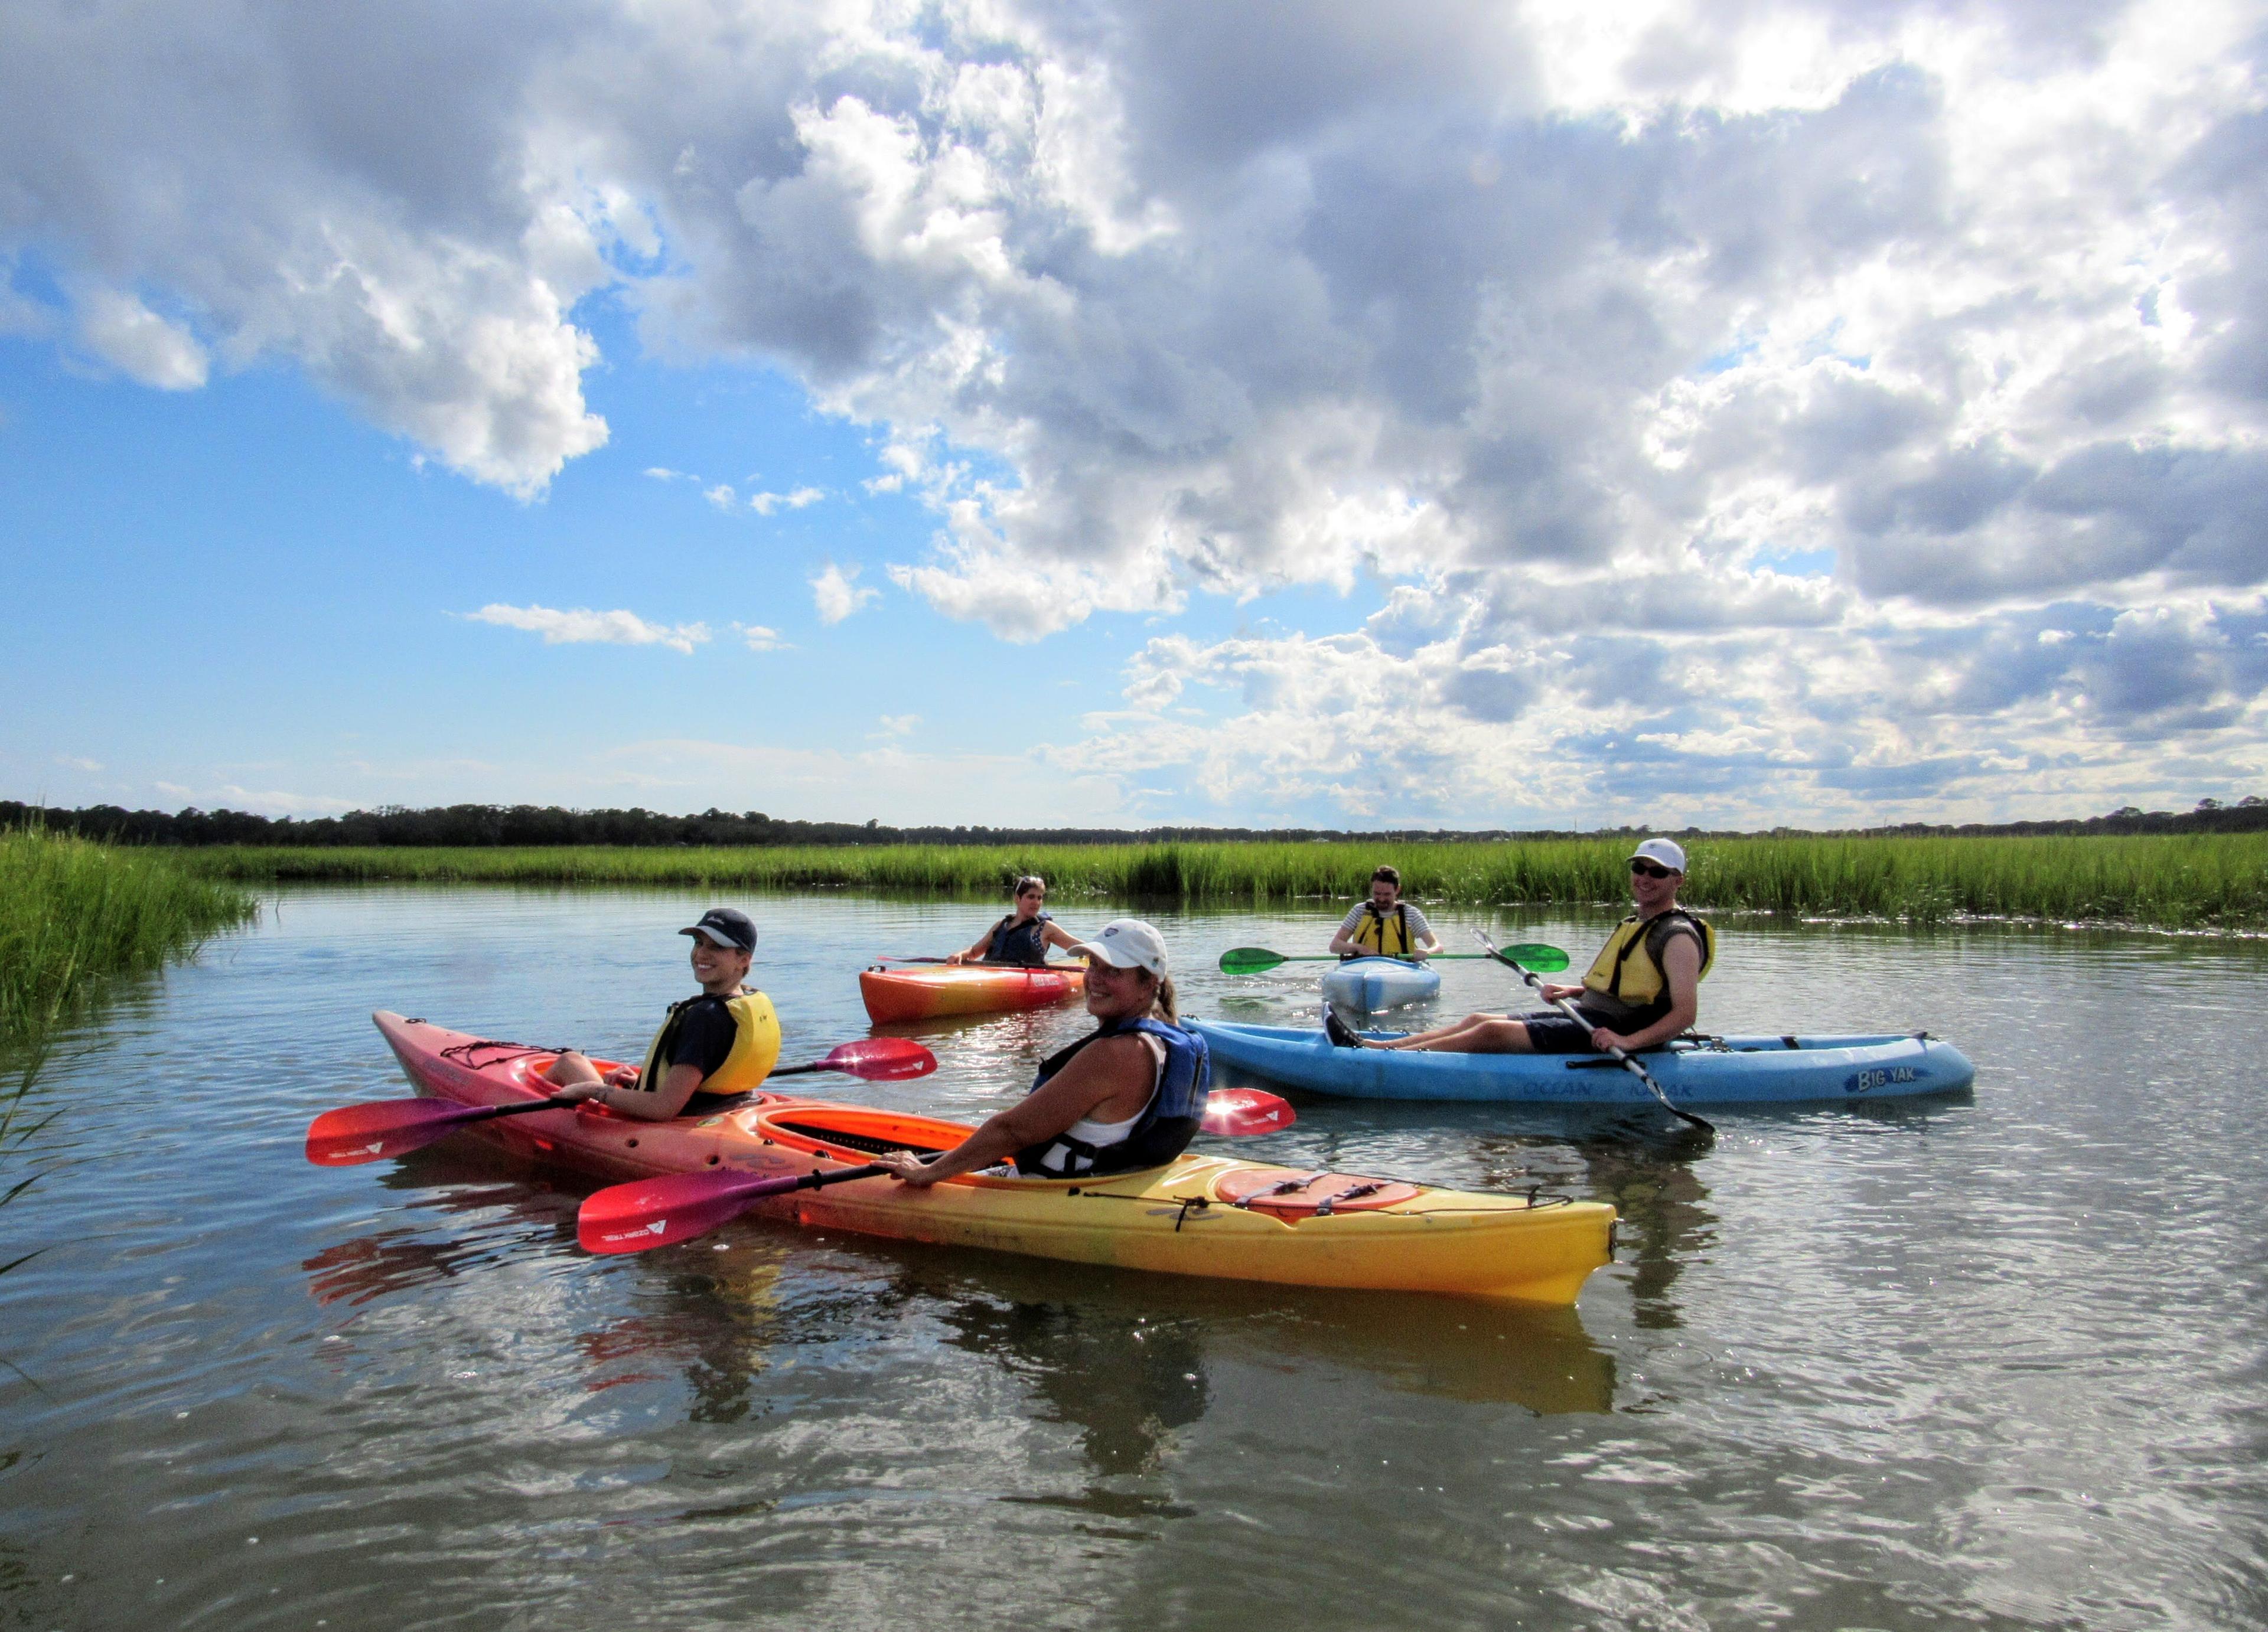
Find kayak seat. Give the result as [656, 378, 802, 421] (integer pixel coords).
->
[756, 1105, 968, 1164]
[770, 1119, 953, 1158]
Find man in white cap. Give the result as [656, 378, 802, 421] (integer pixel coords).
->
[1330, 838, 1714, 1056]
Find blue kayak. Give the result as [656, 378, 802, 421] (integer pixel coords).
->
[1318, 956, 1442, 1013]
[1191, 1020, 1976, 1106]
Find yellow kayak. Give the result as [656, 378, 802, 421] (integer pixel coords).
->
[374, 1011, 1615, 1304]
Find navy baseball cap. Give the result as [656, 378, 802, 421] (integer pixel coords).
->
[680, 908, 757, 952]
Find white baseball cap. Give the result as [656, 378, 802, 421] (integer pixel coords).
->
[1070, 918, 1169, 975]
[1629, 838, 1688, 873]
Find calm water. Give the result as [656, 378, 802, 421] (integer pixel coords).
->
[2, 888, 2265, 1631]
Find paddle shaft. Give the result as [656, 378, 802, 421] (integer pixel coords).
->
[450, 1094, 577, 1126]
[1481, 936, 1716, 1137]
[1222, 944, 1568, 974]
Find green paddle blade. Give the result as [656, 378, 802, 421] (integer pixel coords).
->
[1219, 946, 1291, 974]
[1499, 942, 1571, 972]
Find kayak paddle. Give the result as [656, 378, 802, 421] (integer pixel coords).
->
[1475, 932, 1715, 1140]
[304, 1038, 940, 1166]
[770, 1037, 938, 1081]
[1220, 944, 1570, 975]
[576, 1085, 1298, 1255]
[1200, 1086, 1296, 1135]
[580, 1162, 902, 1254]
[306, 1092, 582, 1167]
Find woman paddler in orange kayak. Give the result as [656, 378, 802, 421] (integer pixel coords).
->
[876, 919, 1211, 1186]
[540, 908, 781, 1121]
[944, 874, 1084, 966]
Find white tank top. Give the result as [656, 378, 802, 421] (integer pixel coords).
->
[1048, 1034, 1165, 1151]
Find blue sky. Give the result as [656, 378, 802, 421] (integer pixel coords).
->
[3, 292, 1383, 825]
[4, 0, 2264, 829]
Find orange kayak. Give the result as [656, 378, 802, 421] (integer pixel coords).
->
[367, 1012, 1615, 1303]
[858, 961, 1086, 1023]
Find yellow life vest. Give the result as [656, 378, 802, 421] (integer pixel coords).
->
[638, 987, 781, 1098]
[1581, 910, 1716, 1023]
[1348, 902, 1414, 958]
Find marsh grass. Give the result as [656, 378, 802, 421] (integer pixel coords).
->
[0, 828, 262, 1049]
[0, 830, 256, 1307]
[183, 833, 2268, 929]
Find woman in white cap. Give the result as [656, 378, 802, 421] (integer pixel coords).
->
[1331, 839, 1713, 1056]
[874, 919, 1212, 1184]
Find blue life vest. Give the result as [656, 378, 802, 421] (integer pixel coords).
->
[1014, 1015, 1211, 1177]
[985, 910, 1052, 967]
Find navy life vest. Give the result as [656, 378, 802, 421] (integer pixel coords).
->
[1014, 1015, 1211, 1178]
[985, 910, 1052, 967]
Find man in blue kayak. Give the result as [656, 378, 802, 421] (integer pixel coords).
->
[1328, 839, 1713, 1055]
[1327, 865, 1442, 962]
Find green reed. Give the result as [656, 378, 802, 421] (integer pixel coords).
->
[181, 833, 2268, 929]
[0, 828, 262, 1049]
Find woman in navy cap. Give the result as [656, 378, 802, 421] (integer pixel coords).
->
[543, 908, 783, 1119]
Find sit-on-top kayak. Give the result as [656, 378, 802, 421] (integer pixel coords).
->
[1319, 956, 1442, 1013]
[1192, 1020, 1976, 1106]
[859, 961, 1086, 1023]
[370, 1012, 1613, 1303]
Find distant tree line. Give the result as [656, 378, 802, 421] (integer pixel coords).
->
[5, 797, 2266, 848]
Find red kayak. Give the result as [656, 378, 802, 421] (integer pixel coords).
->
[858, 961, 1086, 1023]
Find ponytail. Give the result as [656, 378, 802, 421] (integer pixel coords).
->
[1151, 972, 1179, 1025]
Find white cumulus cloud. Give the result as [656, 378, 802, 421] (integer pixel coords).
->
[11, 0, 2268, 817]
[77, 288, 207, 389]
[810, 562, 879, 624]
[749, 485, 824, 514]
[464, 602, 710, 654]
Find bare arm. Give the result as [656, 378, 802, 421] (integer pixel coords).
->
[1040, 921, 1084, 955]
[554, 1060, 706, 1121]
[945, 925, 998, 965]
[1592, 934, 1702, 1054]
[875, 1034, 1153, 1186]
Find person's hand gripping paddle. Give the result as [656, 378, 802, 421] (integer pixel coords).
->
[1476, 932, 1716, 1140]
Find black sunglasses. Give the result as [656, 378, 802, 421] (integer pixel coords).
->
[1629, 860, 1677, 879]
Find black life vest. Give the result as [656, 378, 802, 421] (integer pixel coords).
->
[1346, 901, 1413, 958]
[985, 910, 1052, 967]
[1581, 910, 1715, 1030]
[1013, 1015, 1211, 1178]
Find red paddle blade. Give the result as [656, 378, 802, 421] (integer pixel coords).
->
[577, 1170, 803, 1255]
[817, 1038, 937, 1081]
[1201, 1088, 1297, 1136]
[305, 1099, 488, 1166]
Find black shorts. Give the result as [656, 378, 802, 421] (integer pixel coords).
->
[1520, 1011, 1608, 1055]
